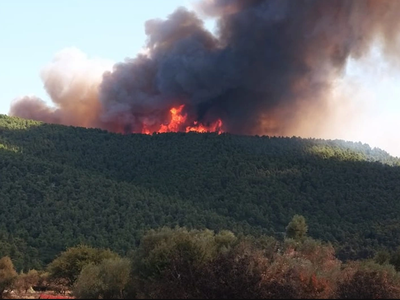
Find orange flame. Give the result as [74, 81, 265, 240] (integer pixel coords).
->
[159, 105, 187, 133]
[142, 105, 223, 134]
[186, 119, 223, 134]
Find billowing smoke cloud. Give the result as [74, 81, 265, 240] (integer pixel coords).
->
[9, 0, 400, 151]
[320, 47, 400, 157]
[10, 48, 113, 128]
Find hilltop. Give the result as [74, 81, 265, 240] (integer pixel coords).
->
[0, 114, 400, 270]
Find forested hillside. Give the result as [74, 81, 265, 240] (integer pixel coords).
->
[1, 114, 400, 270]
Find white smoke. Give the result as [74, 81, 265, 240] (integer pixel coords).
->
[10, 47, 113, 128]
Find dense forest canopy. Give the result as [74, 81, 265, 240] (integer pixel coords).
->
[0, 114, 400, 271]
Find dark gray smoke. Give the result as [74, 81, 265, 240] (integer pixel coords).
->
[10, 0, 400, 136]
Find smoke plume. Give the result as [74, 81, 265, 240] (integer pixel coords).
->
[10, 48, 113, 129]
[9, 0, 400, 144]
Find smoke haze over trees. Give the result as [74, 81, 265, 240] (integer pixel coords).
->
[8, 0, 400, 157]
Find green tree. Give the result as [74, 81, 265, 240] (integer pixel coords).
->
[132, 227, 238, 298]
[72, 264, 102, 299]
[48, 245, 119, 287]
[74, 257, 131, 299]
[375, 250, 391, 265]
[389, 247, 400, 271]
[195, 242, 270, 299]
[286, 215, 308, 241]
[0, 256, 17, 299]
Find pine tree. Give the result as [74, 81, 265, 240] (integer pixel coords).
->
[286, 215, 308, 241]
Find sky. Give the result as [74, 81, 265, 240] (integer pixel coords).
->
[0, 0, 399, 156]
[0, 0, 201, 113]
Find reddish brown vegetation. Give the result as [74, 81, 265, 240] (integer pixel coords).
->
[38, 294, 74, 299]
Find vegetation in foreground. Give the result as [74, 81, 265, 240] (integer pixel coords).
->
[2, 219, 400, 299]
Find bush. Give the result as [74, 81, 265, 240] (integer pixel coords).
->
[13, 269, 40, 292]
[74, 258, 131, 299]
[336, 262, 400, 299]
[0, 257, 17, 299]
[47, 245, 119, 287]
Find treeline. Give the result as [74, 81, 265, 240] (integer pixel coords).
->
[1, 115, 400, 270]
[3, 221, 400, 299]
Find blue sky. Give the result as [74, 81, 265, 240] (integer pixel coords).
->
[0, 0, 198, 114]
[0, 0, 399, 156]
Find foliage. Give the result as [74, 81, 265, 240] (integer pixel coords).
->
[126, 227, 343, 299]
[336, 261, 400, 299]
[13, 269, 39, 292]
[130, 227, 237, 298]
[389, 247, 400, 272]
[0, 256, 17, 299]
[1, 115, 400, 270]
[6, 226, 400, 299]
[374, 250, 391, 265]
[47, 245, 119, 287]
[286, 214, 308, 241]
[74, 258, 131, 299]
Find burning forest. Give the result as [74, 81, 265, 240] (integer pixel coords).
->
[8, 0, 400, 138]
